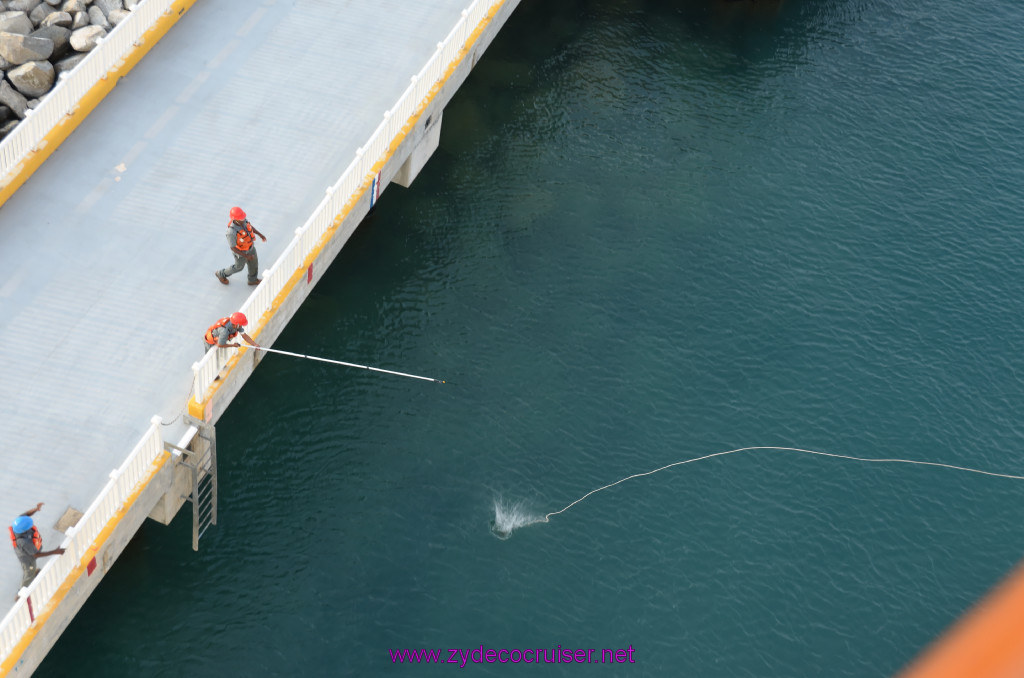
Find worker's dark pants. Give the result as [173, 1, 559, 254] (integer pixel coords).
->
[218, 248, 259, 283]
[19, 561, 38, 588]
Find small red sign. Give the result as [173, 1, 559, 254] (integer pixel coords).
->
[87, 556, 97, 576]
[307, 263, 314, 283]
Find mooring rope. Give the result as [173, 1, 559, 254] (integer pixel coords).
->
[535, 446, 1024, 524]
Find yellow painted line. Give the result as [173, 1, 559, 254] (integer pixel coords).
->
[188, 0, 510, 420]
[0, 452, 172, 677]
[0, 0, 201, 211]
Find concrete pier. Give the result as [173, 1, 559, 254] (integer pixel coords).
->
[0, 0, 521, 673]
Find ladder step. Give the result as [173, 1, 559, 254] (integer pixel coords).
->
[187, 418, 217, 550]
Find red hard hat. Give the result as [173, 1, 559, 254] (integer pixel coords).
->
[230, 312, 247, 326]
[229, 206, 246, 221]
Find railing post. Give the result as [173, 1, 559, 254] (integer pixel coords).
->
[191, 360, 203, 402]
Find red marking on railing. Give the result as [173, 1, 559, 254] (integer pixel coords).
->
[26, 596, 33, 623]
[307, 263, 313, 284]
[87, 557, 97, 576]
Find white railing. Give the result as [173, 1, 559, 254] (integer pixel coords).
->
[0, 2, 187, 666]
[0, 0, 179, 181]
[0, 416, 167, 664]
[192, 0, 502, 402]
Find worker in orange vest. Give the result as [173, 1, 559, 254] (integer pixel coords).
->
[204, 312, 258, 353]
[214, 206, 267, 286]
[10, 503, 64, 595]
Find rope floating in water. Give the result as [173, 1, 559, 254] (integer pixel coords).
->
[491, 446, 1024, 539]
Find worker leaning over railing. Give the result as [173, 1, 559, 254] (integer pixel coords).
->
[203, 312, 259, 354]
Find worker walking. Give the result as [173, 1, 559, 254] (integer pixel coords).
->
[204, 312, 258, 353]
[10, 503, 64, 594]
[215, 206, 267, 286]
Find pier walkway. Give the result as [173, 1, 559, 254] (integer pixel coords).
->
[0, 0, 519, 673]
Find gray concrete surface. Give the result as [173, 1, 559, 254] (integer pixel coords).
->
[0, 0, 470, 598]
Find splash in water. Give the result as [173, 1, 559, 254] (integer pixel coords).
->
[490, 497, 545, 539]
[491, 446, 1024, 539]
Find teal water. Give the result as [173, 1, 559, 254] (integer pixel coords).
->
[40, 0, 1024, 675]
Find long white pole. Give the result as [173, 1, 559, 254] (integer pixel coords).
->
[250, 345, 445, 383]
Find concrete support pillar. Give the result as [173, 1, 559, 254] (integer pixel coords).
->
[147, 460, 191, 525]
[148, 421, 211, 525]
[392, 111, 442, 188]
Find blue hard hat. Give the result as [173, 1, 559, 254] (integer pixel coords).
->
[11, 516, 33, 534]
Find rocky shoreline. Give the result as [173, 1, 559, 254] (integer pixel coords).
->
[0, 0, 138, 140]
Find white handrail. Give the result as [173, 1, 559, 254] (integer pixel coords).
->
[0, 0, 191, 662]
[0, 417, 166, 662]
[193, 0, 501, 402]
[0, 0, 178, 185]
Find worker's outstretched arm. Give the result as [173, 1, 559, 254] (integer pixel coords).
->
[35, 548, 65, 559]
[20, 502, 43, 517]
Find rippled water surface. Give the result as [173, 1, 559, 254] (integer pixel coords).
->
[41, 0, 1024, 676]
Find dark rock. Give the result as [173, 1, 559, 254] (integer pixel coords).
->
[0, 78, 27, 118]
[53, 49, 83, 75]
[8, 60, 54, 98]
[0, 30, 52, 64]
[0, 10, 33, 35]
[92, 0, 121, 18]
[28, 3, 52, 25]
[29, 24, 67, 58]
[6, 0, 41, 13]
[0, 119, 20, 137]
[86, 5, 107, 30]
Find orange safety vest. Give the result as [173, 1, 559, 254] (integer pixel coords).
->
[204, 317, 238, 345]
[9, 526, 42, 551]
[232, 219, 255, 251]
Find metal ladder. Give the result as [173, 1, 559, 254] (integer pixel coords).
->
[174, 416, 218, 551]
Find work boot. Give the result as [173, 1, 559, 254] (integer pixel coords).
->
[215, 271, 229, 285]
[248, 279, 262, 286]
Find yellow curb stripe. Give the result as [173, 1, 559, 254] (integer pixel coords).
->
[0, 0, 201, 211]
[2, 2, 198, 672]
[0, 452, 172, 676]
[188, 0, 509, 419]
